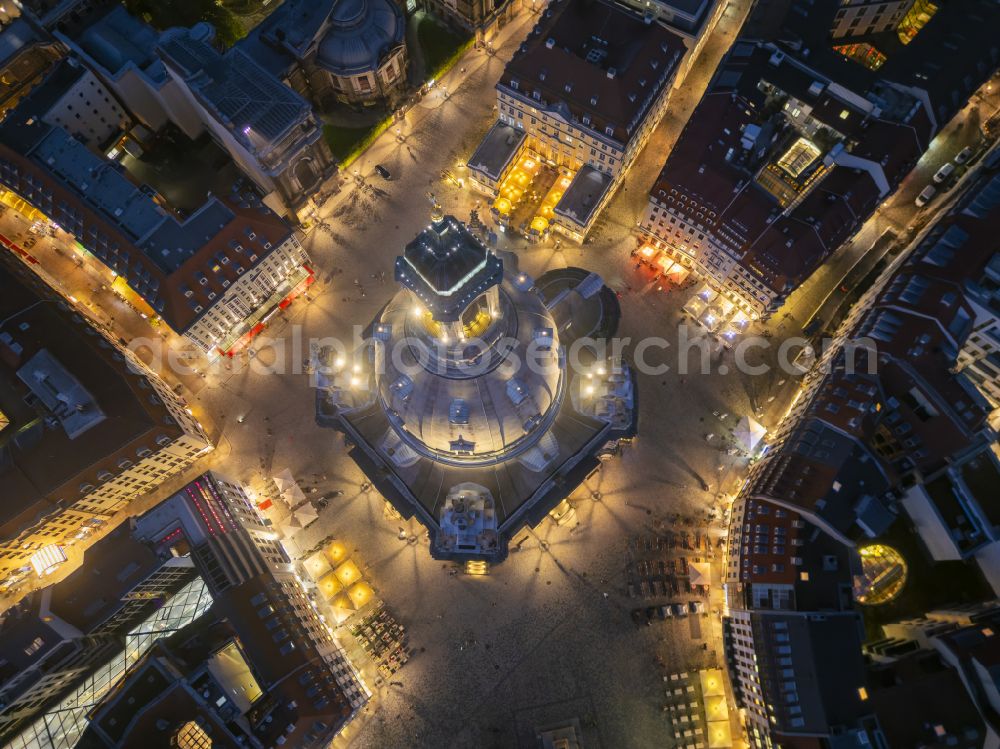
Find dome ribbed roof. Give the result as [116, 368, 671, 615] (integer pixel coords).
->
[373, 279, 565, 464]
[316, 0, 405, 76]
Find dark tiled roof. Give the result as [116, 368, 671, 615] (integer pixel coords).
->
[647, 42, 928, 295]
[0, 110, 295, 333]
[502, 0, 686, 143]
[396, 216, 503, 322]
[0, 261, 184, 535]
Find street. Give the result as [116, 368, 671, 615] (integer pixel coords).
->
[2, 2, 998, 745]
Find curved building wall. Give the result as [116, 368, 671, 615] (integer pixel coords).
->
[307, 44, 408, 107]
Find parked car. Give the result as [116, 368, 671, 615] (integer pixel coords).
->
[670, 603, 688, 617]
[932, 162, 955, 184]
[658, 605, 674, 619]
[955, 146, 974, 165]
[374, 164, 391, 179]
[689, 601, 707, 615]
[915, 184, 937, 207]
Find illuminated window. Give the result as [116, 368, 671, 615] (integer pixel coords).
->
[173, 720, 212, 748]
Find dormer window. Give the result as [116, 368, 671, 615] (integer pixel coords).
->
[533, 91, 541, 101]
[511, 79, 519, 90]
[605, 125, 614, 136]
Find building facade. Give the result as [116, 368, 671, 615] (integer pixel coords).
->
[468, 0, 686, 242]
[0, 259, 211, 598]
[0, 524, 197, 744]
[830, 0, 916, 39]
[0, 76, 315, 355]
[720, 161, 1000, 747]
[29, 58, 128, 151]
[638, 0, 1000, 319]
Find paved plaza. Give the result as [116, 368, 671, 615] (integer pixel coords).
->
[1, 2, 997, 745]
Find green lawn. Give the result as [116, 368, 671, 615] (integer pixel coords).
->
[323, 124, 379, 163]
[125, 0, 245, 46]
[417, 17, 471, 79]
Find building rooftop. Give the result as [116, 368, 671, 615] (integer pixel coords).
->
[72, 5, 162, 75]
[396, 215, 504, 322]
[5, 53, 84, 119]
[754, 613, 870, 736]
[315, 0, 406, 77]
[503, 0, 686, 143]
[321, 238, 629, 561]
[867, 650, 986, 749]
[158, 29, 313, 154]
[466, 121, 525, 182]
[0, 19, 43, 68]
[0, 106, 296, 332]
[725, 497, 858, 613]
[647, 41, 927, 296]
[45, 523, 191, 634]
[554, 166, 614, 229]
[752, 0, 1000, 128]
[79, 651, 246, 748]
[0, 263, 184, 539]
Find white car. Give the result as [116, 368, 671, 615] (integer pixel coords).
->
[955, 147, 974, 165]
[689, 601, 707, 615]
[915, 185, 937, 207]
[933, 162, 955, 184]
[670, 603, 688, 618]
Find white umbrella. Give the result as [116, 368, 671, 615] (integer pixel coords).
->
[735, 416, 767, 451]
[273, 468, 306, 506]
[689, 561, 711, 587]
[294, 503, 319, 528]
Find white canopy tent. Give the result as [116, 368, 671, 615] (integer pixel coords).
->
[273, 468, 306, 506]
[689, 561, 711, 587]
[735, 416, 767, 451]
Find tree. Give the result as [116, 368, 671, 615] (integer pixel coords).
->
[124, 0, 245, 48]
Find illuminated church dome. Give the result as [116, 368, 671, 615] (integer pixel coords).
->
[376, 215, 563, 465]
[314, 215, 636, 563]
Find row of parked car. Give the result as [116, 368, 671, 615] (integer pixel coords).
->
[915, 146, 975, 207]
[632, 601, 707, 626]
